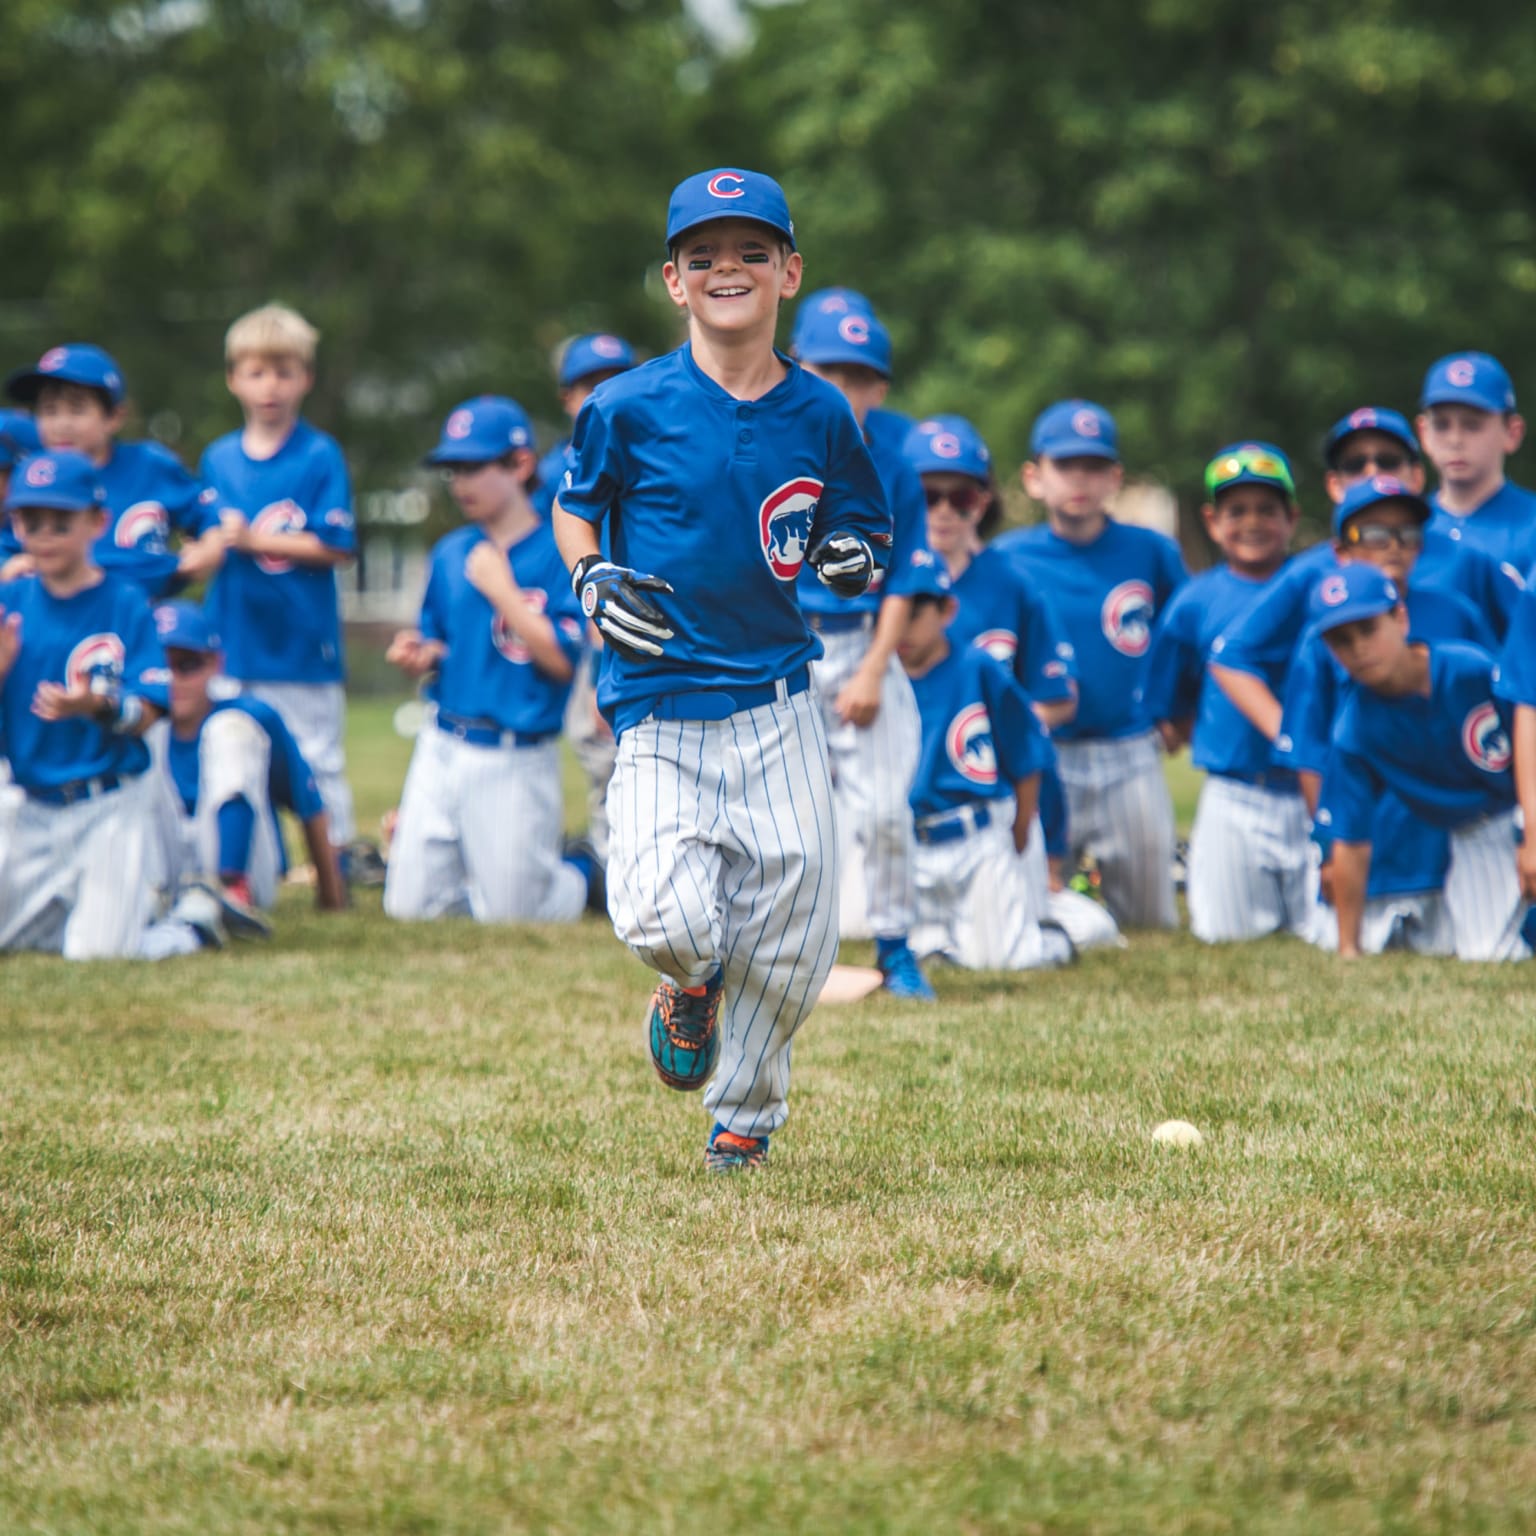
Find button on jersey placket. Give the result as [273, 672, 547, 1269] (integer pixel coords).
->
[733, 405, 756, 468]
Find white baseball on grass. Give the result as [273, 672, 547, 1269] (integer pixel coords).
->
[1152, 1119, 1204, 1147]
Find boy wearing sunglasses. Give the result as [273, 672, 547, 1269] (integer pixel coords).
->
[139, 601, 345, 956]
[384, 396, 593, 925]
[1146, 444, 1309, 942]
[995, 400, 1188, 929]
[1312, 563, 1527, 962]
[1282, 477, 1492, 953]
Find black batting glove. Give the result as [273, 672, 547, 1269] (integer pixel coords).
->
[572, 555, 675, 661]
[807, 532, 876, 599]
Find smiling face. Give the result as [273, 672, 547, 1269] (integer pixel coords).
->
[1203, 485, 1296, 577]
[35, 384, 121, 465]
[662, 219, 802, 341]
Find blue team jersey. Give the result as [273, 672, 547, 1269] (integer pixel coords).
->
[948, 546, 1076, 705]
[908, 643, 1054, 819]
[1495, 582, 1536, 708]
[0, 571, 169, 790]
[864, 404, 914, 462]
[557, 345, 891, 713]
[1428, 481, 1536, 574]
[1145, 564, 1293, 781]
[993, 518, 1187, 740]
[798, 426, 929, 614]
[167, 696, 323, 823]
[417, 521, 584, 736]
[532, 439, 571, 519]
[1, 440, 213, 600]
[200, 420, 355, 684]
[1324, 641, 1515, 839]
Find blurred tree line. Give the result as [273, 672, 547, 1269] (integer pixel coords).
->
[3, 0, 1534, 532]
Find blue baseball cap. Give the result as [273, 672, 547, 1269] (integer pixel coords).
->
[1331, 473, 1431, 538]
[5, 344, 126, 406]
[558, 334, 636, 390]
[1322, 406, 1420, 466]
[792, 304, 892, 377]
[1030, 399, 1119, 462]
[3, 450, 106, 514]
[1205, 441, 1296, 499]
[1420, 352, 1516, 414]
[790, 288, 873, 348]
[904, 416, 992, 481]
[666, 168, 796, 251]
[0, 409, 41, 470]
[903, 549, 953, 602]
[153, 600, 221, 654]
[1310, 562, 1403, 634]
[423, 396, 535, 465]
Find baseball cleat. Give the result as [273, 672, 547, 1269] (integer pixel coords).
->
[704, 1124, 769, 1172]
[647, 966, 723, 1090]
[1038, 917, 1078, 968]
[167, 879, 227, 950]
[877, 943, 936, 1001]
[217, 876, 272, 941]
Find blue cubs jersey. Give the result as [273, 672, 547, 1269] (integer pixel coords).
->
[993, 518, 1187, 740]
[948, 546, 1076, 704]
[1207, 541, 1335, 682]
[1, 440, 214, 600]
[0, 571, 168, 790]
[1495, 582, 1536, 708]
[1428, 480, 1536, 574]
[1145, 564, 1294, 781]
[557, 345, 891, 713]
[419, 521, 583, 737]
[908, 642, 1054, 819]
[1323, 641, 1516, 839]
[200, 420, 355, 684]
[798, 427, 929, 614]
[532, 439, 571, 519]
[864, 404, 914, 463]
[167, 697, 323, 826]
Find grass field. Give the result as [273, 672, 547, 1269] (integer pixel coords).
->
[4, 702, 1535, 1533]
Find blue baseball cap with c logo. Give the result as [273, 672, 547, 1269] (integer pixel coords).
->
[666, 168, 796, 251]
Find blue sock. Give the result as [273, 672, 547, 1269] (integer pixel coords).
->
[876, 934, 910, 964]
[216, 796, 256, 880]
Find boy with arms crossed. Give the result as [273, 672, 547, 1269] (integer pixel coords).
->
[552, 168, 891, 1172]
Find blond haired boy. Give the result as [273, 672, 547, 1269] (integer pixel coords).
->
[200, 302, 358, 855]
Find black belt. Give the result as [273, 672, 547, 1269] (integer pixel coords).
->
[435, 710, 555, 749]
[807, 610, 875, 635]
[25, 772, 126, 806]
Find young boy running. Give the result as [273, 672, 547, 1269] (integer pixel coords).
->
[552, 168, 891, 1172]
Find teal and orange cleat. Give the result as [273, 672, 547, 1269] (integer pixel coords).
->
[647, 966, 723, 1090]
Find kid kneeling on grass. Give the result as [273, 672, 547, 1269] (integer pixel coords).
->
[1312, 562, 1528, 963]
[898, 559, 1075, 972]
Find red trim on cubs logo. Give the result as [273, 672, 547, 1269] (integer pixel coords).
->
[838, 315, 870, 345]
[707, 172, 745, 199]
[1100, 580, 1155, 657]
[1348, 408, 1378, 430]
[974, 628, 1018, 663]
[492, 588, 548, 665]
[930, 432, 961, 459]
[23, 459, 56, 488]
[114, 501, 168, 551]
[253, 499, 306, 574]
[1461, 702, 1511, 772]
[1318, 573, 1349, 607]
[38, 347, 67, 374]
[446, 409, 473, 439]
[65, 633, 126, 693]
[592, 335, 623, 358]
[1072, 409, 1102, 438]
[1447, 359, 1476, 388]
[946, 703, 997, 785]
[759, 477, 823, 581]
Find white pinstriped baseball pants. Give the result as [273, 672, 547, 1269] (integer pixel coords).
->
[812, 624, 919, 941]
[1187, 776, 1312, 943]
[606, 685, 839, 1139]
[1053, 732, 1177, 930]
[1445, 810, 1530, 962]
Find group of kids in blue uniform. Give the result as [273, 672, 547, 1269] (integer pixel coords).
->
[3, 166, 1534, 1168]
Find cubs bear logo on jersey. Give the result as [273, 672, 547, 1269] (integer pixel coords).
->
[491, 588, 549, 665]
[64, 633, 126, 694]
[1101, 580, 1155, 657]
[252, 499, 307, 574]
[114, 501, 169, 552]
[974, 628, 1019, 664]
[946, 704, 997, 785]
[1461, 701, 1511, 773]
[759, 477, 822, 581]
